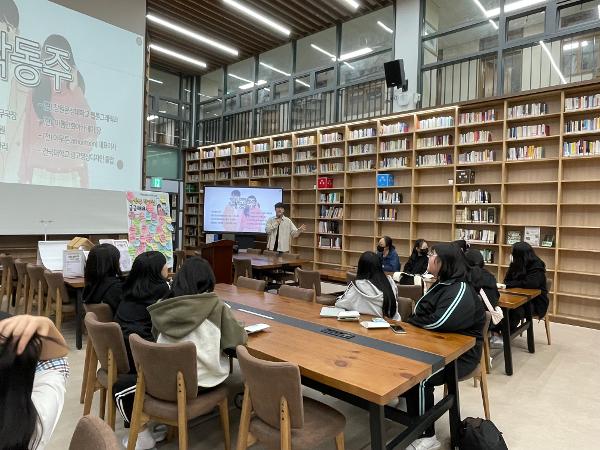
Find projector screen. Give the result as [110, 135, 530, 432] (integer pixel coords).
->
[204, 186, 282, 234]
[0, 0, 144, 191]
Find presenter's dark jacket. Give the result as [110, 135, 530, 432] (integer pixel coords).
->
[503, 257, 549, 318]
[82, 276, 123, 315]
[378, 248, 401, 272]
[408, 279, 485, 374]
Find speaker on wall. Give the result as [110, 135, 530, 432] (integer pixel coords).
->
[384, 59, 408, 91]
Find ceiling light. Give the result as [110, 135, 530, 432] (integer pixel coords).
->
[563, 40, 588, 51]
[311, 43, 337, 61]
[149, 44, 207, 68]
[259, 62, 291, 76]
[340, 0, 360, 9]
[146, 13, 238, 56]
[471, 0, 489, 16]
[488, 19, 498, 30]
[339, 47, 372, 61]
[256, 80, 267, 86]
[295, 79, 310, 87]
[147, 115, 158, 121]
[158, 110, 167, 113]
[228, 73, 253, 83]
[223, 0, 291, 36]
[484, 0, 546, 18]
[539, 40, 566, 84]
[149, 78, 163, 84]
[377, 21, 394, 34]
[343, 62, 354, 69]
[239, 82, 254, 90]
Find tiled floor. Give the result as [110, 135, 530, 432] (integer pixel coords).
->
[46, 318, 600, 449]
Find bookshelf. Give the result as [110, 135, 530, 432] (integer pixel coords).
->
[186, 83, 600, 330]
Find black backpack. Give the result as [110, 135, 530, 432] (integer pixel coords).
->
[459, 417, 508, 450]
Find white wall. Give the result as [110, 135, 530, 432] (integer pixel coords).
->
[393, 0, 421, 111]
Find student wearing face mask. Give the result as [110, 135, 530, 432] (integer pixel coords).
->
[376, 235, 401, 272]
[399, 239, 429, 285]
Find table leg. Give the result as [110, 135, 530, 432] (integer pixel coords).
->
[444, 360, 461, 449]
[75, 288, 83, 350]
[368, 402, 386, 450]
[525, 301, 535, 354]
[502, 308, 513, 376]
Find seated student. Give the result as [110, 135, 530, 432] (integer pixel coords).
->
[502, 241, 548, 329]
[336, 251, 400, 320]
[0, 313, 69, 450]
[148, 257, 247, 388]
[464, 248, 499, 308]
[83, 243, 124, 315]
[399, 239, 429, 285]
[452, 239, 469, 253]
[405, 243, 485, 450]
[377, 235, 401, 272]
[113, 251, 170, 449]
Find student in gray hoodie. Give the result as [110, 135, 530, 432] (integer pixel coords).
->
[148, 256, 247, 388]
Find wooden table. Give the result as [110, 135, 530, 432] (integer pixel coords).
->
[318, 268, 352, 283]
[215, 284, 475, 449]
[235, 254, 308, 270]
[63, 277, 85, 350]
[497, 288, 541, 376]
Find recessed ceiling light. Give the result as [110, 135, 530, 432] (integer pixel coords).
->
[147, 14, 239, 56]
[149, 44, 207, 68]
[377, 21, 393, 34]
[223, 0, 291, 36]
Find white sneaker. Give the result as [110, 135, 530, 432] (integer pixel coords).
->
[408, 436, 442, 450]
[122, 428, 156, 450]
[490, 335, 504, 348]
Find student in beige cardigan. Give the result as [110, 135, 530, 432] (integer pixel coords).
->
[265, 202, 306, 253]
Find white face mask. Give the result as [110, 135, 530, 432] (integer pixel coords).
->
[509, 254, 513, 263]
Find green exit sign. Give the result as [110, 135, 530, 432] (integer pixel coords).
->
[150, 177, 163, 189]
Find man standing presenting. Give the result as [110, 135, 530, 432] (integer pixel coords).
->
[265, 202, 306, 253]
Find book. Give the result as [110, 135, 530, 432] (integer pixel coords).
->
[506, 231, 522, 245]
[524, 226, 541, 247]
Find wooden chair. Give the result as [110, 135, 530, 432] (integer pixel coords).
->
[174, 250, 186, 273]
[397, 296, 414, 322]
[346, 271, 356, 283]
[26, 264, 48, 315]
[445, 311, 492, 420]
[295, 268, 336, 305]
[44, 271, 76, 331]
[80, 303, 114, 405]
[127, 334, 230, 450]
[236, 345, 345, 450]
[397, 284, 423, 303]
[246, 248, 262, 255]
[69, 415, 120, 450]
[278, 285, 314, 302]
[13, 259, 29, 314]
[83, 312, 131, 429]
[0, 254, 15, 312]
[236, 276, 266, 292]
[233, 258, 252, 284]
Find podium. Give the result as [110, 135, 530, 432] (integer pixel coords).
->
[201, 239, 234, 284]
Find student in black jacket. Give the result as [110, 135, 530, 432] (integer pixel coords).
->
[83, 243, 124, 315]
[405, 243, 485, 450]
[464, 248, 499, 309]
[400, 238, 429, 285]
[503, 242, 548, 329]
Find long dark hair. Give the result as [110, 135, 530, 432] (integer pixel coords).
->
[506, 242, 545, 280]
[0, 333, 43, 449]
[169, 257, 215, 298]
[452, 239, 469, 253]
[122, 251, 168, 302]
[431, 243, 466, 282]
[381, 235, 394, 251]
[464, 248, 487, 291]
[356, 251, 397, 318]
[409, 238, 427, 259]
[84, 244, 122, 289]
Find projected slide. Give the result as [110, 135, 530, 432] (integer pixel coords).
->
[204, 186, 282, 234]
[0, 0, 144, 191]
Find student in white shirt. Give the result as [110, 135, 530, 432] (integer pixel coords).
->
[265, 202, 306, 253]
[0, 313, 69, 450]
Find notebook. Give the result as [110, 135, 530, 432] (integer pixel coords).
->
[320, 306, 345, 318]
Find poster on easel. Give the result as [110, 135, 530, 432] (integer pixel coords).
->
[126, 191, 174, 268]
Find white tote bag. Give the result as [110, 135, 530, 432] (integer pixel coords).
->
[480, 288, 503, 325]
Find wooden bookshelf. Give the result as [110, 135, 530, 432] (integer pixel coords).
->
[186, 83, 600, 330]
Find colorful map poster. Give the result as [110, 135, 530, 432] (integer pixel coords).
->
[126, 191, 174, 268]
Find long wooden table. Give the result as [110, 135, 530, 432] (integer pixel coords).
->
[497, 288, 541, 376]
[235, 254, 308, 270]
[215, 283, 475, 449]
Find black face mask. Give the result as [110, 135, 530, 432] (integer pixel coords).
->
[377, 245, 385, 253]
[420, 248, 429, 256]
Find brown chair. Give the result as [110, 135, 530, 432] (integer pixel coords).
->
[445, 311, 492, 420]
[44, 271, 76, 331]
[80, 304, 114, 405]
[83, 312, 131, 429]
[13, 259, 29, 313]
[174, 250, 186, 272]
[397, 296, 414, 322]
[236, 276, 266, 292]
[397, 284, 423, 303]
[236, 345, 345, 450]
[246, 248, 262, 255]
[233, 258, 253, 283]
[279, 285, 314, 302]
[127, 334, 230, 450]
[69, 415, 120, 450]
[26, 264, 48, 315]
[295, 268, 336, 306]
[0, 254, 15, 311]
[346, 271, 356, 283]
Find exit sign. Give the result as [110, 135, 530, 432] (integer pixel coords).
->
[150, 177, 162, 189]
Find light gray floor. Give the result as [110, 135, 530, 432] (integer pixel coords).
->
[47, 317, 600, 450]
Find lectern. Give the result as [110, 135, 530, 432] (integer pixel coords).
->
[201, 239, 234, 284]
